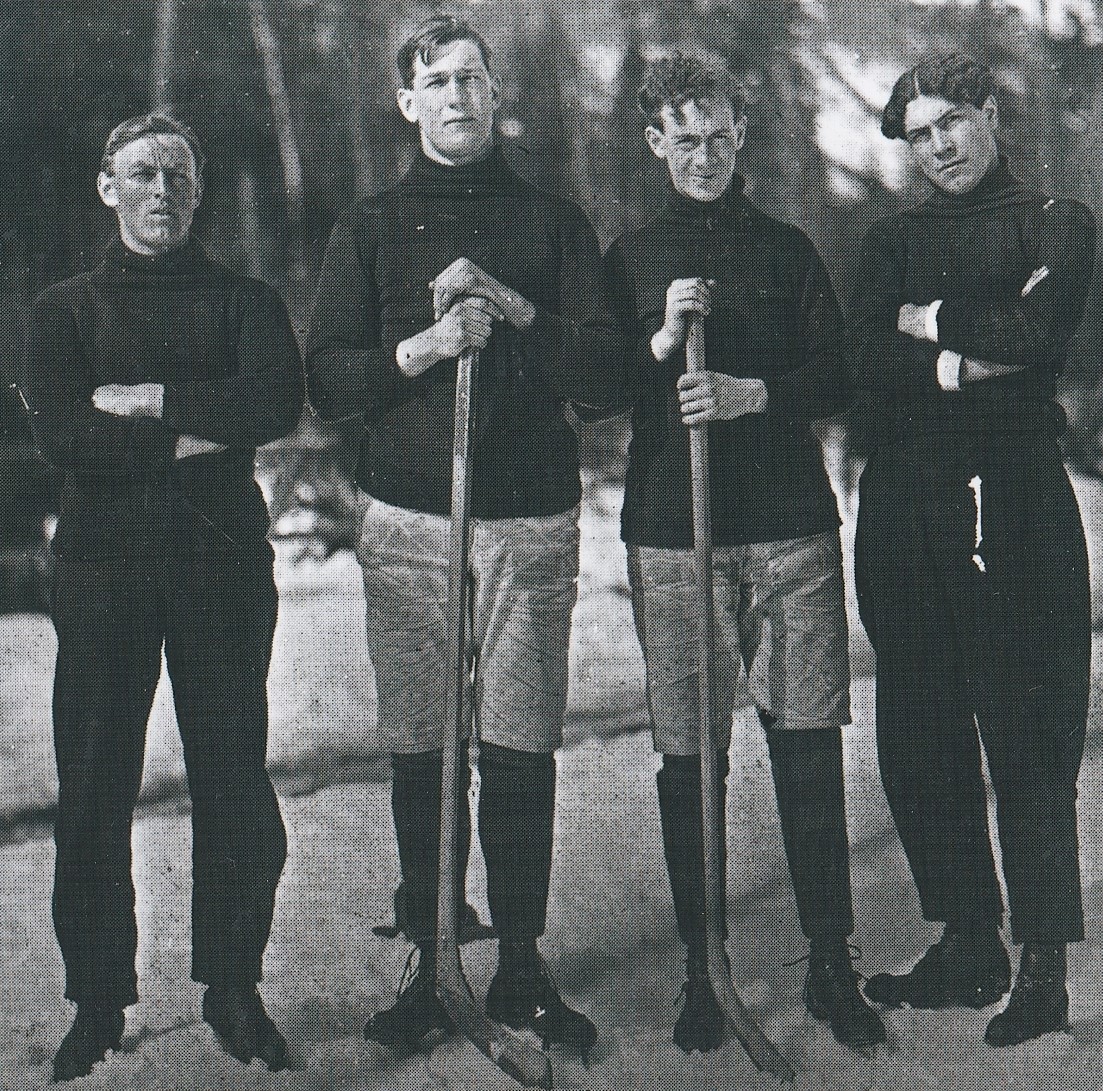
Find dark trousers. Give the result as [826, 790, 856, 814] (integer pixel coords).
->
[854, 436, 1088, 944]
[50, 538, 286, 1006]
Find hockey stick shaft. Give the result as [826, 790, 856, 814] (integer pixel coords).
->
[436, 347, 554, 1090]
[686, 319, 795, 1082]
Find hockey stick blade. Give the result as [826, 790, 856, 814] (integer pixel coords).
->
[438, 974, 554, 1089]
[707, 951, 796, 1082]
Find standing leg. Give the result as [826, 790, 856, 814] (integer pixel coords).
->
[50, 557, 163, 1080]
[746, 530, 883, 1048]
[855, 454, 1009, 1009]
[969, 449, 1089, 1046]
[164, 539, 287, 1069]
[356, 498, 465, 1054]
[628, 544, 740, 1052]
[473, 508, 596, 1058]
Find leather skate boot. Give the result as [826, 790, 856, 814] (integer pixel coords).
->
[52, 1003, 125, 1082]
[203, 985, 288, 1070]
[864, 924, 1010, 1009]
[985, 943, 1070, 1047]
[673, 947, 725, 1053]
[487, 942, 597, 1063]
[803, 940, 886, 1050]
[364, 947, 454, 1056]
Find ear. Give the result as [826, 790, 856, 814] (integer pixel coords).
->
[396, 86, 419, 124]
[980, 95, 999, 130]
[97, 171, 119, 209]
[644, 125, 667, 160]
[732, 115, 748, 153]
[490, 74, 501, 109]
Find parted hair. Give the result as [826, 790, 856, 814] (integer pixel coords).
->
[100, 113, 205, 177]
[638, 53, 745, 128]
[881, 53, 994, 140]
[397, 14, 492, 87]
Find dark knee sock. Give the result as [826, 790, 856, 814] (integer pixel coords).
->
[391, 744, 472, 946]
[765, 724, 854, 943]
[656, 751, 729, 953]
[478, 742, 555, 944]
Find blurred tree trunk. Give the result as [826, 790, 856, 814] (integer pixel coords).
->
[151, 0, 176, 110]
[247, 0, 309, 324]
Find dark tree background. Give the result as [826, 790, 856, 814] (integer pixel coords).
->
[4, 0, 1103, 549]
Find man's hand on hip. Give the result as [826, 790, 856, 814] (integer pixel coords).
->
[677, 371, 767, 426]
[92, 382, 165, 418]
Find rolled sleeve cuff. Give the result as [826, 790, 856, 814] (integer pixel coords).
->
[936, 349, 963, 391]
[925, 299, 942, 342]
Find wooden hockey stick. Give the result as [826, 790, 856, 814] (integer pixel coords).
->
[686, 318, 796, 1083]
[436, 347, 555, 1090]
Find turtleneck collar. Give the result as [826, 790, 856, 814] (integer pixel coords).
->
[399, 142, 516, 197]
[911, 155, 1028, 218]
[105, 235, 203, 273]
[663, 173, 747, 222]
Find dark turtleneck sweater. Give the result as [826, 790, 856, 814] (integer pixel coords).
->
[848, 157, 1096, 452]
[23, 237, 304, 558]
[605, 176, 847, 549]
[304, 145, 621, 519]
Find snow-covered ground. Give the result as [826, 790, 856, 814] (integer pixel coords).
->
[3, 457, 1103, 1087]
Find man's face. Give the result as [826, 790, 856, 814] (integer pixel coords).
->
[902, 93, 999, 195]
[97, 134, 201, 255]
[646, 97, 746, 203]
[396, 38, 498, 166]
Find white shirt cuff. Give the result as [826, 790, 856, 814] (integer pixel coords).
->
[925, 300, 942, 342]
[937, 350, 963, 391]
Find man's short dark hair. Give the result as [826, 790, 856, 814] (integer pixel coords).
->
[397, 14, 492, 88]
[100, 113, 205, 177]
[881, 53, 994, 141]
[638, 53, 745, 129]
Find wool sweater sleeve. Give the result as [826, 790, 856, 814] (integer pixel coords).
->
[591, 240, 647, 417]
[23, 285, 176, 474]
[762, 235, 851, 422]
[933, 198, 1096, 372]
[847, 216, 940, 400]
[161, 281, 304, 446]
[522, 201, 624, 412]
[305, 206, 402, 422]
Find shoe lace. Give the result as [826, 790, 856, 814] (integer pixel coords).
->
[784, 942, 867, 982]
[395, 947, 422, 999]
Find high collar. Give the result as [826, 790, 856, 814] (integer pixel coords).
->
[399, 142, 517, 198]
[663, 173, 747, 223]
[911, 155, 1029, 219]
[104, 235, 203, 274]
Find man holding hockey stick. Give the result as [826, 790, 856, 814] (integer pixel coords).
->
[604, 54, 885, 1055]
[850, 54, 1095, 1047]
[305, 14, 620, 1065]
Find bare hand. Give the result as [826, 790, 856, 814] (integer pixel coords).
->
[677, 371, 767, 426]
[652, 278, 713, 360]
[92, 382, 164, 418]
[897, 303, 931, 341]
[431, 259, 532, 328]
[175, 435, 228, 459]
[434, 297, 500, 357]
